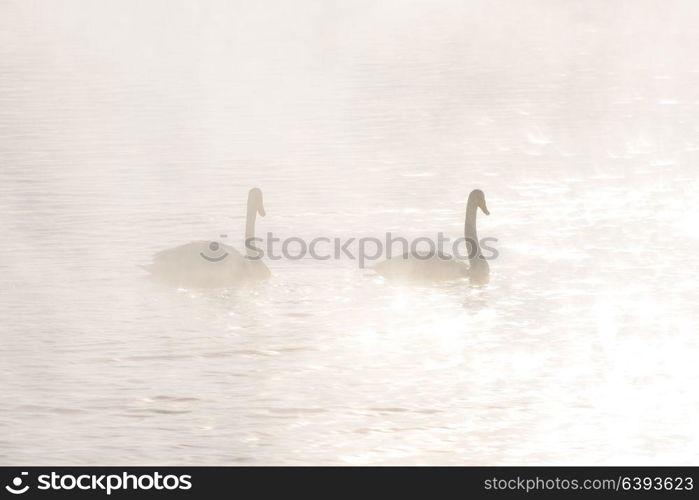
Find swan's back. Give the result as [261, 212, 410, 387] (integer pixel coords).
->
[142, 241, 269, 288]
[373, 252, 469, 283]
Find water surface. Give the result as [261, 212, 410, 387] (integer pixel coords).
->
[1, 0, 698, 464]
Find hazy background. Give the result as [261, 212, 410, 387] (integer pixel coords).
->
[1, 0, 698, 464]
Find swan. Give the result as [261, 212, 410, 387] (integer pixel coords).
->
[141, 187, 271, 287]
[373, 189, 491, 285]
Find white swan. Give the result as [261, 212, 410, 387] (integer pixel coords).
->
[373, 189, 491, 285]
[141, 187, 271, 287]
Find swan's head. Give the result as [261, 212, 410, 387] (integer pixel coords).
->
[470, 189, 489, 215]
[248, 187, 266, 217]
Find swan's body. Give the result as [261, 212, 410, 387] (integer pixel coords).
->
[373, 251, 469, 282]
[142, 188, 270, 287]
[373, 189, 491, 285]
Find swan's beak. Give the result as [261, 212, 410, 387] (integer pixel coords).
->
[481, 203, 490, 216]
[258, 203, 266, 217]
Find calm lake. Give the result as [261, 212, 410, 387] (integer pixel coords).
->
[1, 0, 698, 464]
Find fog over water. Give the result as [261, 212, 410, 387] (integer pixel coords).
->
[1, 0, 698, 464]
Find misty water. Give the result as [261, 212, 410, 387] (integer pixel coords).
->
[1, 1, 698, 464]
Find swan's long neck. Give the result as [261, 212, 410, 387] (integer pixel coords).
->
[465, 196, 481, 261]
[245, 199, 257, 258]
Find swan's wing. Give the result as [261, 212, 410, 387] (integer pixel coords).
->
[143, 241, 254, 287]
[149, 241, 242, 266]
[374, 252, 468, 282]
